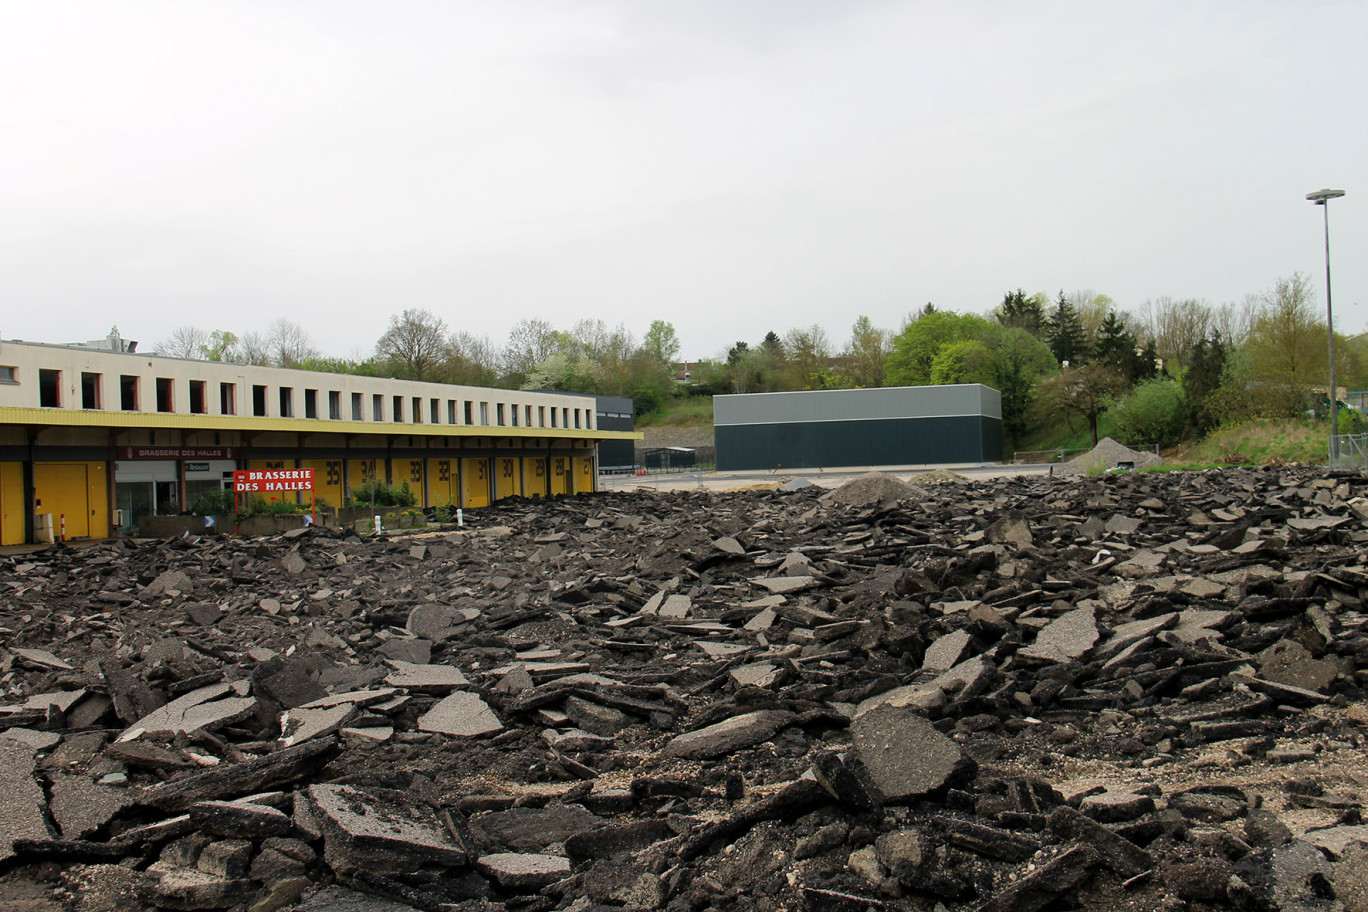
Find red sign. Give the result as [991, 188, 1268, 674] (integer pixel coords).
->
[118, 447, 239, 460]
[232, 468, 315, 493]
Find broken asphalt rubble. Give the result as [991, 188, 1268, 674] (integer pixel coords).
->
[2, 467, 1368, 911]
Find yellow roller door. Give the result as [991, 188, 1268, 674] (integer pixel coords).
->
[573, 456, 595, 494]
[427, 458, 457, 507]
[34, 463, 91, 539]
[460, 457, 490, 508]
[495, 456, 521, 501]
[396, 457, 426, 505]
[549, 456, 570, 496]
[346, 458, 379, 501]
[0, 463, 23, 545]
[302, 459, 344, 510]
[522, 457, 547, 498]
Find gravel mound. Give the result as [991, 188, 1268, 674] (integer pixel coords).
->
[908, 468, 968, 485]
[1061, 437, 1162, 474]
[819, 471, 918, 506]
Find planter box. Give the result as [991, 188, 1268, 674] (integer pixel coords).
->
[237, 514, 314, 536]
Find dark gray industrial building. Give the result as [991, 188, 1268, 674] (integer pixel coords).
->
[593, 395, 636, 473]
[714, 384, 1002, 471]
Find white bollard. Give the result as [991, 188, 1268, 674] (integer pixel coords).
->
[374, 514, 382, 534]
[457, 509, 464, 527]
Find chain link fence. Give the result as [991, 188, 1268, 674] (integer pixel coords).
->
[1330, 434, 1368, 470]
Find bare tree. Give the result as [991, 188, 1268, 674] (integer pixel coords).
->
[263, 319, 319, 367]
[449, 331, 497, 386]
[376, 309, 450, 381]
[237, 331, 272, 366]
[156, 325, 209, 359]
[1137, 297, 1214, 372]
[501, 318, 564, 380]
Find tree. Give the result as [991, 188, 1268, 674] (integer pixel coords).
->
[1046, 291, 1088, 365]
[1183, 334, 1227, 435]
[781, 325, 832, 390]
[1137, 297, 1214, 373]
[263, 319, 318, 367]
[1109, 378, 1187, 448]
[448, 331, 498, 387]
[157, 326, 209, 359]
[1244, 273, 1324, 416]
[1092, 311, 1152, 384]
[376, 309, 450, 381]
[885, 311, 991, 386]
[1036, 362, 1128, 446]
[844, 315, 890, 388]
[237, 331, 272, 366]
[502, 319, 563, 385]
[200, 330, 239, 362]
[995, 289, 1046, 338]
[642, 320, 681, 366]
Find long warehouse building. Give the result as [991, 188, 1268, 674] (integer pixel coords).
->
[714, 384, 1002, 471]
[0, 334, 638, 545]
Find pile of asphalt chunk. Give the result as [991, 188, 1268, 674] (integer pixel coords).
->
[2, 467, 1368, 912]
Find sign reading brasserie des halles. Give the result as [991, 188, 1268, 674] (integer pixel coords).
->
[232, 468, 315, 493]
[117, 447, 239, 460]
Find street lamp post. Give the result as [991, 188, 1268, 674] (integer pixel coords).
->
[1307, 188, 1346, 465]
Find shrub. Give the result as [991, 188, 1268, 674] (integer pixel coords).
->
[347, 481, 417, 507]
[1109, 378, 1187, 449]
[190, 489, 234, 516]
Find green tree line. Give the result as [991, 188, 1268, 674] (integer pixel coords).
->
[157, 274, 1366, 448]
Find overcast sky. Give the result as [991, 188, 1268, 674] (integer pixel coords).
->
[2, 1, 1364, 362]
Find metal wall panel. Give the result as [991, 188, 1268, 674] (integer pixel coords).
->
[715, 384, 1000, 426]
[715, 416, 999, 471]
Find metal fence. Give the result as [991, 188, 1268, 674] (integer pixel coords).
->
[1330, 434, 1368, 470]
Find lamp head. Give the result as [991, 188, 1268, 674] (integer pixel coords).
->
[1307, 189, 1346, 205]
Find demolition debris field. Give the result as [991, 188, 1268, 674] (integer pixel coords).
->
[2, 467, 1367, 912]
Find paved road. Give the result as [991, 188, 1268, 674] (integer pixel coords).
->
[599, 462, 1059, 494]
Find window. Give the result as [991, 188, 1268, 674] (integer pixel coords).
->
[155, 377, 173, 413]
[372, 394, 384, 421]
[525, 405, 533, 427]
[279, 387, 294, 418]
[0, 366, 16, 384]
[304, 389, 319, 419]
[188, 380, 206, 414]
[511, 404, 519, 427]
[352, 392, 364, 420]
[563, 407, 569, 429]
[496, 403, 506, 426]
[81, 372, 101, 409]
[412, 396, 422, 423]
[329, 391, 341, 420]
[448, 400, 457, 424]
[393, 395, 404, 422]
[550, 407, 557, 428]
[253, 385, 267, 417]
[479, 402, 489, 426]
[539, 406, 546, 427]
[39, 369, 61, 407]
[464, 401, 473, 425]
[574, 408, 581, 429]
[430, 398, 440, 424]
[121, 375, 139, 410]
[220, 382, 236, 415]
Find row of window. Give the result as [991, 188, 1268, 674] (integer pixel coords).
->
[22, 368, 593, 430]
